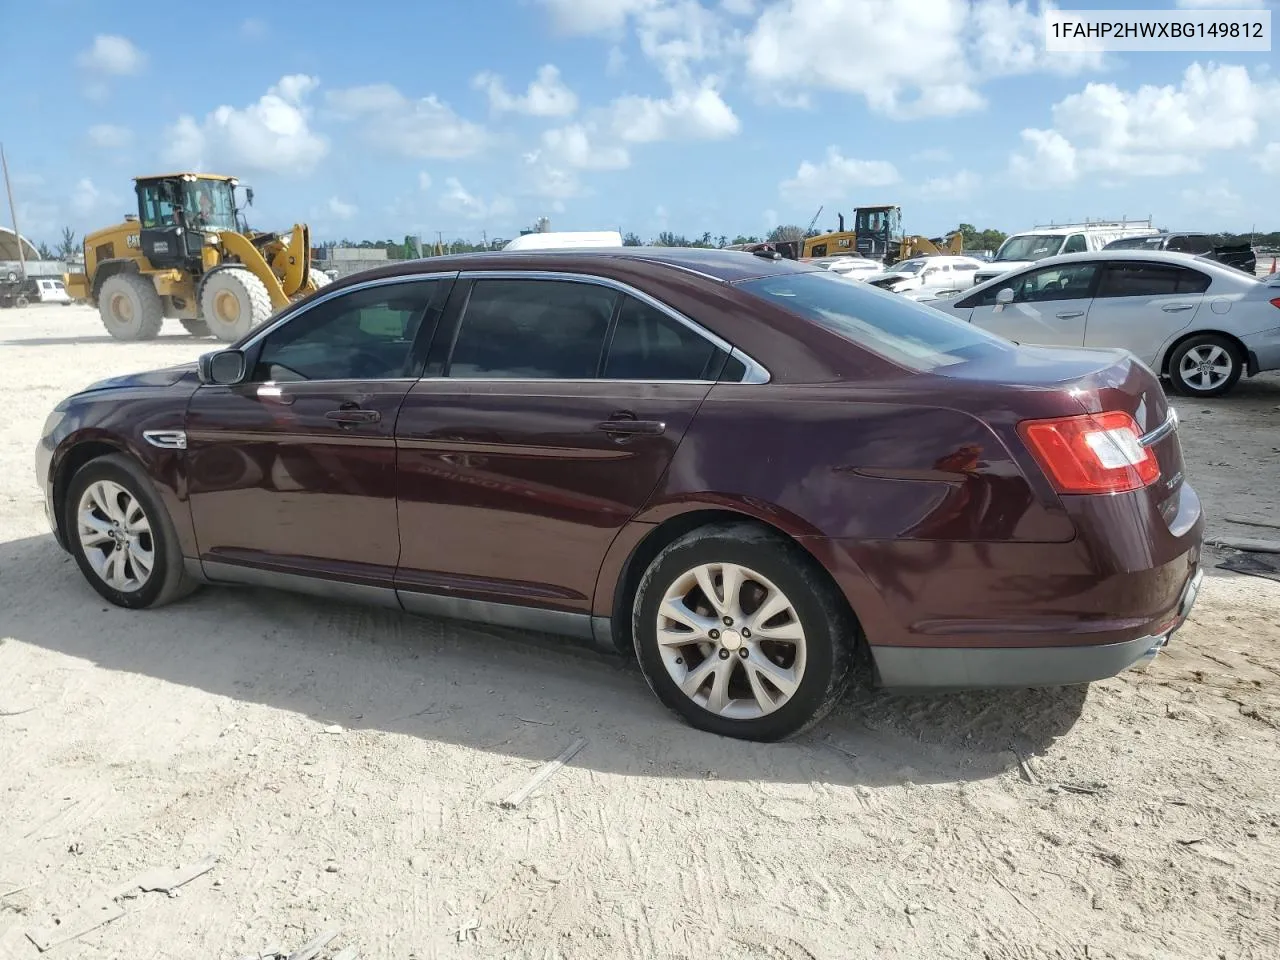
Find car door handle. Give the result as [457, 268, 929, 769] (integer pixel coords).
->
[325, 408, 380, 424]
[1055, 310, 1084, 319]
[596, 418, 666, 437]
[1161, 303, 1195, 312]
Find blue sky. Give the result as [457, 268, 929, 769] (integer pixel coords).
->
[2, 0, 1277, 246]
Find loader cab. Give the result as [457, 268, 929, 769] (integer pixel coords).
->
[854, 205, 902, 261]
[134, 174, 238, 269]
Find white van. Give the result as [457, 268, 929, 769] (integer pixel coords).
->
[502, 231, 623, 251]
[34, 278, 74, 304]
[973, 219, 1159, 285]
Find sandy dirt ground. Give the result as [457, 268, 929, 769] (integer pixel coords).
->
[1, 305, 1279, 960]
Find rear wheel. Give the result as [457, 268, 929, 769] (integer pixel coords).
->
[199, 267, 272, 342]
[632, 523, 856, 741]
[1168, 334, 1243, 398]
[98, 273, 163, 341]
[64, 453, 197, 609]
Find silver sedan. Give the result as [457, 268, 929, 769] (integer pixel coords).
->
[936, 250, 1280, 397]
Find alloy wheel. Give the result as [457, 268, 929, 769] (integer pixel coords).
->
[656, 562, 807, 720]
[77, 480, 155, 592]
[1178, 344, 1233, 392]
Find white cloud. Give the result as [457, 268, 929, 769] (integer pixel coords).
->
[240, 18, 268, 40]
[1174, 1, 1266, 7]
[1009, 62, 1280, 185]
[1257, 143, 1280, 175]
[609, 82, 740, 142]
[163, 74, 328, 175]
[326, 84, 490, 159]
[327, 197, 357, 220]
[541, 124, 631, 169]
[473, 64, 578, 117]
[87, 124, 132, 149]
[606, 46, 628, 76]
[539, 0, 656, 36]
[438, 177, 515, 221]
[780, 147, 900, 200]
[917, 169, 980, 199]
[744, 0, 1102, 119]
[69, 178, 122, 218]
[76, 34, 145, 75]
[418, 171, 433, 191]
[721, 0, 756, 14]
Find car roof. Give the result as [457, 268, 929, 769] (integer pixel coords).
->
[326, 246, 822, 286]
[967, 249, 1260, 289]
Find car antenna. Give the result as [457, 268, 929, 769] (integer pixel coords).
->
[752, 248, 782, 260]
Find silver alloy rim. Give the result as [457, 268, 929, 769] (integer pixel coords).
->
[1179, 344, 1233, 391]
[656, 562, 807, 720]
[77, 480, 154, 592]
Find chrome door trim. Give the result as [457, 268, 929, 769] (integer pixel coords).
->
[142, 429, 187, 450]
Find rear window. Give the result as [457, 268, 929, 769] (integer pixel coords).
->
[737, 270, 1013, 372]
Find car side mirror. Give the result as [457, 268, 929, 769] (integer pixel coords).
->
[993, 287, 1014, 311]
[199, 349, 247, 385]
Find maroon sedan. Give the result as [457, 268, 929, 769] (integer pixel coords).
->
[36, 248, 1204, 741]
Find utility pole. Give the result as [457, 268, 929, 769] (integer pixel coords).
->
[1, 143, 27, 280]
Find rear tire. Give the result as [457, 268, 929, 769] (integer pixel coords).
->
[1168, 334, 1243, 398]
[63, 453, 198, 609]
[179, 318, 211, 337]
[631, 523, 856, 742]
[308, 269, 333, 292]
[199, 267, 272, 342]
[98, 273, 163, 341]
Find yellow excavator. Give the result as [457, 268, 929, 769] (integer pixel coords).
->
[800, 206, 964, 264]
[64, 173, 330, 342]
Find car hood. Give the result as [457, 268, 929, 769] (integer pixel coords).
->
[865, 273, 919, 290]
[78, 362, 201, 395]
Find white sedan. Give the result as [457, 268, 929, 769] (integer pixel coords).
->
[804, 255, 883, 281]
[935, 249, 1280, 397]
[863, 255, 987, 297]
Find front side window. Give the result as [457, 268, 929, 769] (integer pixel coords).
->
[1095, 263, 1211, 298]
[448, 279, 616, 379]
[253, 279, 445, 382]
[738, 270, 1012, 373]
[1062, 234, 1087, 254]
[1010, 262, 1099, 303]
[137, 183, 179, 229]
[603, 295, 722, 380]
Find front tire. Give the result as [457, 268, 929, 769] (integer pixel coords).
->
[98, 273, 163, 340]
[1168, 334, 1243, 398]
[199, 267, 272, 342]
[632, 523, 856, 742]
[64, 453, 197, 609]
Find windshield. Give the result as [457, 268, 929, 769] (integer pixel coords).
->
[737, 270, 1012, 373]
[184, 180, 237, 231]
[886, 259, 926, 274]
[995, 234, 1064, 261]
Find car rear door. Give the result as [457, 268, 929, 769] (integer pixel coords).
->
[393, 272, 737, 629]
[1083, 262, 1210, 366]
[965, 261, 1100, 346]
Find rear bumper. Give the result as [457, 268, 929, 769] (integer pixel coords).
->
[871, 566, 1203, 690]
[1242, 326, 1280, 376]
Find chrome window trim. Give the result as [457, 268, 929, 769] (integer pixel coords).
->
[236, 271, 461, 353]
[455, 269, 772, 384]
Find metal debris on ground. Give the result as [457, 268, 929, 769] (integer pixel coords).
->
[500, 738, 588, 809]
[322, 724, 344, 735]
[456, 918, 481, 943]
[26, 895, 124, 952]
[1224, 515, 1280, 531]
[285, 928, 342, 960]
[115, 855, 217, 897]
[1217, 551, 1280, 583]
[1207, 536, 1280, 554]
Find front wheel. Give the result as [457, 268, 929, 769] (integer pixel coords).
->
[632, 523, 856, 742]
[1168, 334, 1243, 398]
[199, 267, 273, 342]
[64, 453, 197, 609]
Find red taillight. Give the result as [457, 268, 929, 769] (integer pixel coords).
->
[1270, 297, 1280, 310]
[1018, 411, 1159, 494]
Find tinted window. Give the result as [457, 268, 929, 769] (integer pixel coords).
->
[604, 295, 721, 380]
[1096, 263, 1210, 297]
[1186, 235, 1213, 255]
[1062, 234, 1087, 254]
[739, 270, 1012, 372]
[1011, 262, 1098, 303]
[253, 280, 444, 382]
[449, 279, 615, 379]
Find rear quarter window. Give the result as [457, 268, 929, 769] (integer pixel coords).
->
[737, 271, 1013, 373]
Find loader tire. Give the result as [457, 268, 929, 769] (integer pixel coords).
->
[98, 273, 163, 341]
[179, 318, 210, 337]
[308, 269, 333, 291]
[200, 267, 272, 343]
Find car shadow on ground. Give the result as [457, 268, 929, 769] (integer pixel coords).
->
[0, 533, 1091, 789]
[0, 335, 208, 347]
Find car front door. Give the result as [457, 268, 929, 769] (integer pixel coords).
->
[1083, 261, 1210, 365]
[393, 273, 739, 633]
[185, 274, 454, 594]
[965, 261, 1100, 346]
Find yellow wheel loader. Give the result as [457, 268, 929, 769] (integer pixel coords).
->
[798, 206, 964, 265]
[64, 173, 330, 342]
